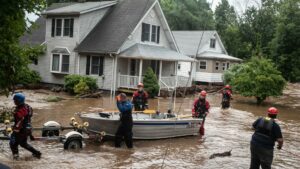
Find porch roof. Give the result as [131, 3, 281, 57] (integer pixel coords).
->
[119, 44, 194, 62]
[197, 51, 242, 62]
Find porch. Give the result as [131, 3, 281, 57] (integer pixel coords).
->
[117, 43, 194, 90]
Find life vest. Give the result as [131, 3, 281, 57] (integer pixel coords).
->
[222, 90, 231, 100]
[195, 99, 208, 115]
[23, 104, 33, 130]
[255, 117, 274, 138]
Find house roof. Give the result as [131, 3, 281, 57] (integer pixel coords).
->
[198, 51, 242, 62]
[42, 1, 116, 16]
[172, 31, 227, 56]
[119, 43, 194, 62]
[76, 0, 156, 54]
[20, 2, 76, 46]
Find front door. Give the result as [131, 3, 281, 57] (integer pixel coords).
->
[130, 59, 137, 76]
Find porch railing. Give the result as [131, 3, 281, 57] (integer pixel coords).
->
[118, 74, 190, 89]
[118, 74, 141, 88]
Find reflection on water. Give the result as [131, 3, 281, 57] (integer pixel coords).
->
[1, 93, 299, 169]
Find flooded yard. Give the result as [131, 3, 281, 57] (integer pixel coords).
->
[0, 86, 299, 169]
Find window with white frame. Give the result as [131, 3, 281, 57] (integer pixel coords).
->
[142, 23, 160, 43]
[215, 62, 219, 70]
[210, 38, 216, 48]
[51, 18, 74, 37]
[51, 54, 70, 73]
[222, 62, 226, 70]
[89, 56, 104, 76]
[199, 61, 207, 70]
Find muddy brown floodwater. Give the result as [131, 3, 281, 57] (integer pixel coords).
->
[0, 90, 300, 169]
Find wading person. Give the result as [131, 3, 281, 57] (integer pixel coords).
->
[250, 107, 283, 169]
[115, 93, 133, 148]
[10, 93, 41, 159]
[132, 83, 148, 111]
[221, 85, 232, 109]
[192, 90, 210, 139]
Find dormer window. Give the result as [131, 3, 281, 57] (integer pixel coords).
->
[51, 18, 74, 37]
[210, 38, 216, 48]
[141, 23, 160, 43]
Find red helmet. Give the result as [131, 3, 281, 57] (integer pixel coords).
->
[268, 107, 278, 115]
[200, 90, 207, 97]
[137, 82, 144, 87]
[225, 85, 231, 89]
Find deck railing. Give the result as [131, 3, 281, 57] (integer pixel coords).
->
[118, 74, 141, 88]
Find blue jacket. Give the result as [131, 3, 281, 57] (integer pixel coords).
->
[117, 100, 133, 121]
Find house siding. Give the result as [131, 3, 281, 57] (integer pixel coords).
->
[119, 5, 172, 52]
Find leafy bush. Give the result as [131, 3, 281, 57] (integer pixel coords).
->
[0, 107, 14, 123]
[16, 69, 41, 86]
[64, 75, 98, 95]
[143, 67, 159, 98]
[224, 57, 286, 104]
[74, 79, 89, 95]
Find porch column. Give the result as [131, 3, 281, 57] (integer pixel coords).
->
[138, 59, 143, 83]
[158, 60, 163, 96]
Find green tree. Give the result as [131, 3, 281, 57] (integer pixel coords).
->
[0, 0, 46, 95]
[160, 0, 215, 30]
[271, 0, 300, 82]
[225, 57, 286, 104]
[143, 67, 159, 98]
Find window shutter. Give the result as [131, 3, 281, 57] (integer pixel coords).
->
[70, 18, 74, 37]
[51, 18, 55, 37]
[99, 56, 104, 76]
[86, 55, 90, 75]
[157, 26, 160, 44]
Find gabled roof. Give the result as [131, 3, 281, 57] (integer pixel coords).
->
[20, 2, 76, 46]
[172, 31, 227, 56]
[42, 1, 116, 16]
[76, 0, 156, 54]
[119, 43, 194, 62]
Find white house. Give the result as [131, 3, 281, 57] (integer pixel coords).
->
[173, 31, 242, 84]
[20, 0, 193, 92]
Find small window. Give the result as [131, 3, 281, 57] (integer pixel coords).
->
[52, 54, 60, 71]
[55, 19, 62, 36]
[222, 62, 226, 70]
[90, 56, 104, 75]
[210, 38, 216, 48]
[215, 62, 219, 70]
[63, 19, 70, 36]
[141, 23, 150, 42]
[226, 62, 230, 69]
[199, 61, 206, 70]
[178, 63, 181, 70]
[151, 25, 157, 42]
[91, 57, 100, 75]
[61, 55, 70, 72]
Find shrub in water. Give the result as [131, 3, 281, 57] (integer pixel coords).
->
[64, 75, 98, 94]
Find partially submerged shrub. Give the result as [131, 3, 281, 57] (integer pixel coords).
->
[0, 107, 14, 123]
[45, 96, 63, 102]
[64, 75, 98, 95]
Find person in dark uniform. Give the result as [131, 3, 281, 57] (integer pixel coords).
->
[115, 93, 133, 148]
[10, 93, 41, 159]
[250, 107, 283, 169]
[132, 83, 148, 111]
[192, 90, 210, 138]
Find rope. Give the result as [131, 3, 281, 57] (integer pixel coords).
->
[160, 144, 170, 169]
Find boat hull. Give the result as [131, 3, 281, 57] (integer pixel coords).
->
[80, 113, 202, 140]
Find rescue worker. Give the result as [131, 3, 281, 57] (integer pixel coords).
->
[10, 93, 41, 159]
[221, 85, 232, 109]
[250, 107, 283, 169]
[192, 90, 210, 138]
[115, 93, 133, 148]
[132, 83, 148, 111]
